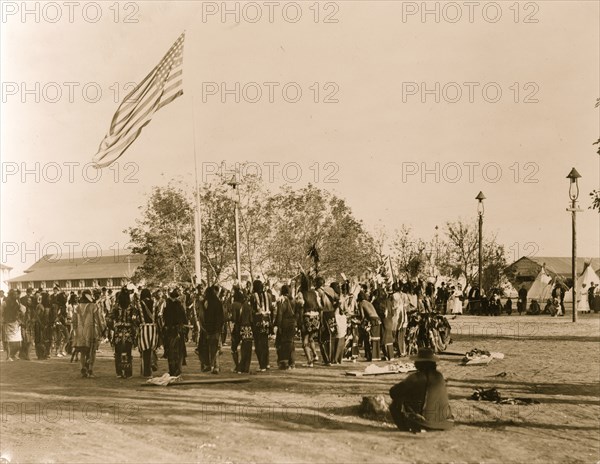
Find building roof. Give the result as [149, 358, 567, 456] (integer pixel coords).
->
[507, 256, 600, 277]
[7, 250, 144, 283]
[1, 263, 13, 271]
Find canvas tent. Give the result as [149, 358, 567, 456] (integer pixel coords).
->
[502, 282, 519, 299]
[564, 263, 600, 304]
[527, 267, 553, 302]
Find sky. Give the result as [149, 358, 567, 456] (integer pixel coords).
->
[1, 0, 599, 277]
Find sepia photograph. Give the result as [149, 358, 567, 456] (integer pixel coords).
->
[0, 1, 599, 463]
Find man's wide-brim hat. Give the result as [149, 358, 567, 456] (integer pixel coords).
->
[81, 289, 94, 303]
[411, 347, 439, 363]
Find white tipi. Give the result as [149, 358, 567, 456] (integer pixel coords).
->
[527, 266, 553, 303]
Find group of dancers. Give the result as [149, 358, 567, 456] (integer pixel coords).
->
[0, 272, 485, 378]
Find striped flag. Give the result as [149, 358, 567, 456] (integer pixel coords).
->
[92, 32, 185, 168]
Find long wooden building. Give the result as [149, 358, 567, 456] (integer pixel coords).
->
[7, 250, 144, 291]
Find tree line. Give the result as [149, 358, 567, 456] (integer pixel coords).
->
[126, 168, 507, 291]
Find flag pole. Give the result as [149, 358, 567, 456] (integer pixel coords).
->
[192, 94, 202, 286]
[388, 255, 396, 285]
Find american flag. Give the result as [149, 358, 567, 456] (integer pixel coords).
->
[92, 32, 185, 168]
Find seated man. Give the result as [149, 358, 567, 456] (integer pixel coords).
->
[389, 347, 454, 432]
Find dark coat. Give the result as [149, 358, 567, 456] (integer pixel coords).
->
[163, 298, 187, 328]
[389, 369, 454, 430]
[204, 297, 224, 335]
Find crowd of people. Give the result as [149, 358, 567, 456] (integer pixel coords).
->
[515, 281, 599, 316]
[0, 274, 458, 376]
[1, 273, 595, 378]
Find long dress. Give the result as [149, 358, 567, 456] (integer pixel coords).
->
[578, 286, 591, 312]
[451, 290, 463, 314]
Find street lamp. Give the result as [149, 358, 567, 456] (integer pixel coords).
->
[476, 191, 486, 302]
[227, 176, 242, 283]
[566, 168, 582, 322]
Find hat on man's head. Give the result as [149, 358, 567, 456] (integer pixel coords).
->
[411, 347, 439, 363]
[169, 288, 180, 299]
[81, 289, 94, 303]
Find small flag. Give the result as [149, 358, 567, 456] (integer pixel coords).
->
[92, 32, 185, 168]
[379, 256, 395, 292]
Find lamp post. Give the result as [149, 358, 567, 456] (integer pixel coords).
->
[566, 168, 582, 322]
[476, 192, 486, 300]
[228, 177, 242, 283]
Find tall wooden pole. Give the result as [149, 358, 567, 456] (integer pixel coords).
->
[478, 212, 483, 298]
[192, 96, 202, 286]
[476, 191, 485, 301]
[571, 197, 577, 322]
[566, 168, 581, 322]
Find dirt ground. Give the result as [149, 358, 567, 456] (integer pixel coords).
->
[1, 312, 599, 464]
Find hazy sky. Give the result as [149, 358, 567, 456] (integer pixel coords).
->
[1, 0, 599, 277]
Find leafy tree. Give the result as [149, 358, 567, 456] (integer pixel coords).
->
[197, 183, 236, 285]
[126, 182, 195, 285]
[265, 184, 378, 280]
[440, 218, 506, 292]
[234, 173, 272, 282]
[591, 98, 599, 211]
[391, 225, 427, 279]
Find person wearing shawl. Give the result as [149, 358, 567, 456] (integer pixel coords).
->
[73, 289, 106, 378]
[389, 348, 454, 432]
[1, 290, 25, 361]
[162, 288, 188, 376]
[251, 280, 271, 372]
[274, 285, 297, 370]
[138, 288, 159, 377]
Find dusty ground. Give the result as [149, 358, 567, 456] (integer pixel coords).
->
[1, 312, 599, 464]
